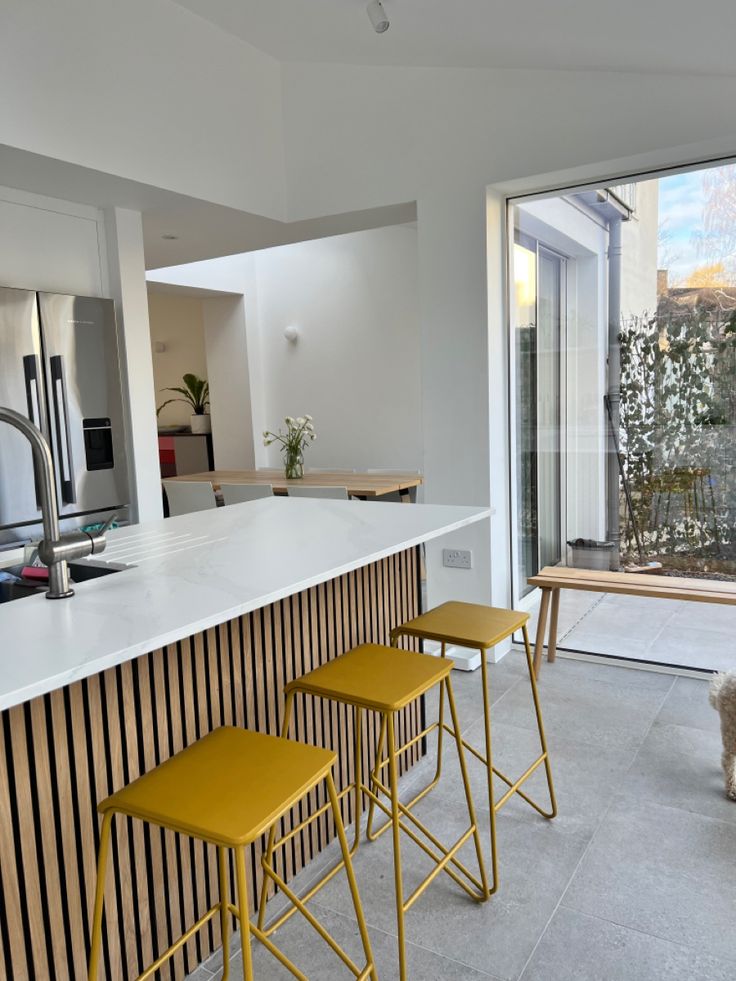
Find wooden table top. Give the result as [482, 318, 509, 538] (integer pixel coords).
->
[529, 565, 736, 605]
[167, 469, 423, 498]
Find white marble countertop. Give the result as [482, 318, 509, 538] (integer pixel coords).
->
[0, 498, 489, 710]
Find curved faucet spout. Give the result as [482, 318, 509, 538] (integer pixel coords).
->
[0, 406, 61, 539]
[0, 406, 73, 597]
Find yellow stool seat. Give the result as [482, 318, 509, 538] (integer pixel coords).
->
[393, 600, 529, 650]
[270, 643, 488, 981]
[391, 601, 557, 899]
[88, 727, 377, 981]
[285, 643, 452, 712]
[102, 727, 335, 846]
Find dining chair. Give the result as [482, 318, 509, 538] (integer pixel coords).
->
[221, 483, 274, 505]
[162, 480, 218, 516]
[287, 486, 350, 500]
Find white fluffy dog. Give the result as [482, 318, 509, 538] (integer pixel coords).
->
[709, 671, 736, 801]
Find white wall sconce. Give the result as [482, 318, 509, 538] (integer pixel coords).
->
[283, 325, 300, 343]
[367, 0, 390, 33]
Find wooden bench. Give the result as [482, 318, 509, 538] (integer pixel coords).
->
[527, 566, 736, 677]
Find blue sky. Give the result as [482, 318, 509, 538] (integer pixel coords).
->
[657, 170, 706, 283]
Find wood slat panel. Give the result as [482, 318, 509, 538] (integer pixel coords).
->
[0, 549, 422, 980]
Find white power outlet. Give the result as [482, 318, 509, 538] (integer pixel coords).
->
[443, 548, 472, 570]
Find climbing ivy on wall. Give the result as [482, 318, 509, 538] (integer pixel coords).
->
[619, 309, 736, 563]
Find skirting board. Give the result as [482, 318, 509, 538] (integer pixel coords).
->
[423, 640, 481, 671]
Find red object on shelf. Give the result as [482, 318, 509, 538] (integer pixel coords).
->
[21, 566, 49, 581]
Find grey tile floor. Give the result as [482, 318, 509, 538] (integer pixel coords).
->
[187, 655, 735, 981]
[525, 589, 736, 672]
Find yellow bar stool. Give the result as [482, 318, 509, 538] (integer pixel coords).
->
[390, 602, 557, 895]
[259, 643, 488, 981]
[87, 727, 377, 981]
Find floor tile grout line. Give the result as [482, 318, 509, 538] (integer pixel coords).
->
[515, 794, 619, 981]
[307, 897, 503, 980]
[555, 900, 735, 964]
[622, 675, 677, 779]
[611, 787, 736, 829]
[556, 592, 607, 644]
[643, 606, 681, 662]
[515, 671, 674, 981]
[519, 733, 731, 981]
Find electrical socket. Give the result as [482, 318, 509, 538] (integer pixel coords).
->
[443, 548, 472, 570]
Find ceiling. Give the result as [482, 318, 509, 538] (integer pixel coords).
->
[173, 0, 736, 75]
[0, 144, 415, 269]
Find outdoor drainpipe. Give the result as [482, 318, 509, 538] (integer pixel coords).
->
[607, 216, 623, 566]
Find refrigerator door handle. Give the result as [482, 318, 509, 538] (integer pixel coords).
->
[22, 354, 43, 510]
[50, 355, 77, 505]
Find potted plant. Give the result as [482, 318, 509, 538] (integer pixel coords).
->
[263, 415, 316, 478]
[157, 373, 211, 434]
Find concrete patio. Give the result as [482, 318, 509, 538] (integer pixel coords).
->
[526, 589, 736, 673]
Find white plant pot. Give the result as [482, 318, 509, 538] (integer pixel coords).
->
[190, 413, 211, 434]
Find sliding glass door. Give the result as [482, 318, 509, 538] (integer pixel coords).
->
[512, 234, 564, 596]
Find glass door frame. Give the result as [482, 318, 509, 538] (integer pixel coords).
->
[508, 225, 568, 607]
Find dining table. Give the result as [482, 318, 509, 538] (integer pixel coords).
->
[167, 469, 423, 500]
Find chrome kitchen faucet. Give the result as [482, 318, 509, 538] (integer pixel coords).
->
[0, 406, 111, 598]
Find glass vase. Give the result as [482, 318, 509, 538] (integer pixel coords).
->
[284, 446, 304, 479]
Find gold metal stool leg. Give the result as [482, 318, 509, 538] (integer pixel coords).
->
[386, 711, 408, 981]
[479, 650, 499, 895]
[235, 846, 255, 981]
[87, 810, 114, 981]
[365, 712, 387, 840]
[388, 608, 557, 905]
[326, 772, 378, 981]
[445, 677, 490, 901]
[371, 681, 489, 981]
[522, 625, 557, 819]
[256, 770, 378, 980]
[352, 705, 364, 851]
[367, 637, 447, 843]
[257, 689, 297, 929]
[218, 846, 231, 981]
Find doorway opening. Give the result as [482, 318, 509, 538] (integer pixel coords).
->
[508, 161, 736, 673]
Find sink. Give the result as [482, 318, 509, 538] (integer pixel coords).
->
[0, 561, 124, 604]
[66, 562, 123, 583]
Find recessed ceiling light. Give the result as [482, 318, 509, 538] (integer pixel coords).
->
[161, 233, 179, 240]
[367, 0, 389, 33]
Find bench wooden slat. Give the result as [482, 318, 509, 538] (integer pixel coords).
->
[528, 566, 736, 606]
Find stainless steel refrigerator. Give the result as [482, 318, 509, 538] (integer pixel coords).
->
[0, 286, 129, 548]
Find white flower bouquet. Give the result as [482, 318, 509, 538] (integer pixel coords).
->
[263, 415, 316, 478]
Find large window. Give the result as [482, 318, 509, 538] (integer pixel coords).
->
[508, 162, 736, 672]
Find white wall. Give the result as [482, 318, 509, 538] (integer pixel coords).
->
[255, 226, 422, 472]
[104, 208, 162, 523]
[0, 0, 285, 217]
[203, 295, 256, 470]
[0, 186, 105, 295]
[147, 291, 208, 427]
[621, 179, 659, 318]
[148, 225, 424, 476]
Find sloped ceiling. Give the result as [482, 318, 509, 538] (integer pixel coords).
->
[173, 0, 736, 75]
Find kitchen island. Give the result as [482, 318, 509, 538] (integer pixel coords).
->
[0, 497, 489, 980]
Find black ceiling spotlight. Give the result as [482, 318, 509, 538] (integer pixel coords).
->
[367, 0, 389, 33]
